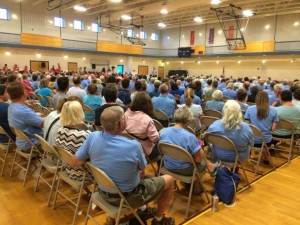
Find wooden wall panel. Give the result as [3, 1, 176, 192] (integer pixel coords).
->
[21, 33, 62, 48]
[96, 41, 143, 55]
[68, 62, 77, 72]
[234, 41, 275, 53]
[138, 66, 148, 75]
[30, 61, 49, 72]
[192, 45, 206, 55]
[158, 66, 164, 77]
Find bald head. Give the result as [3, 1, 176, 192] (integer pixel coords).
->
[159, 83, 169, 94]
[101, 106, 125, 133]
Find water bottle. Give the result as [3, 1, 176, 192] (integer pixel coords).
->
[211, 194, 219, 212]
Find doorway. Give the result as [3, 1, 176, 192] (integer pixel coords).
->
[117, 65, 124, 74]
[30, 61, 49, 72]
[138, 65, 148, 75]
[68, 62, 78, 72]
[158, 66, 164, 77]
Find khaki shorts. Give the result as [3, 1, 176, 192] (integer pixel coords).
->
[100, 177, 165, 208]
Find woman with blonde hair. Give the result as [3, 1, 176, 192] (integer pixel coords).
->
[36, 78, 53, 106]
[179, 88, 202, 131]
[55, 100, 91, 180]
[208, 100, 253, 162]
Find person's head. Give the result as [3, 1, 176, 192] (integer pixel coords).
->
[293, 88, 300, 101]
[60, 100, 84, 126]
[250, 85, 259, 95]
[121, 78, 130, 89]
[87, 84, 98, 95]
[159, 83, 169, 94]
[193, 80, 202, 90]
[32, 74, 38, 81]
[212, 90, 223, 101]
[56, 96, 83, 112]
[0, 84, 9, 102]
[130, 92, 154, 117]
[73, 76, 81, 85]
[39, 78, 49, 88]
[106, 75, 116, 84]
[22, 74, 28, 80]
[57, 77, 69, 92]
[50, 76, 56, 82]
[134, 81, 143, 91]
[280, 90, 292, 102]
[154, 80, 161, 89]
[185, 88, 195, 107]
[6, 81, 25, 101]
[174, 106, 193, 126]
[212, 80, 218, 88]
[236, 89, 248, 102]
[170, 82, 179, 91]
[255, 91, 270, 119]
[226, 82, 234, 90]
[221, 100, 243, 130]
[101, 106, 125, 133]
[274, 83, 284, 96]
[103, 86, 117, 102]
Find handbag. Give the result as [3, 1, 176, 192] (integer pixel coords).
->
[213, 166, 240, 205]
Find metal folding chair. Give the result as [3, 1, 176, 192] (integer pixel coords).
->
[0, 126, 15, 176]
[153, 109, 169, 127]
[83, 104, 95, 124]
[153, 119, 164, 132]
[203, 109, 222, 119]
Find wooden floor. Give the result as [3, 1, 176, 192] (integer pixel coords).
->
[0, 143, 299, 225]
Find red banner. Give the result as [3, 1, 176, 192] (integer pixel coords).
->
[190, 31, 195, 45]
[228, 26, 234, 39]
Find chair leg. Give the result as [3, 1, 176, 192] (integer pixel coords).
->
[115, 199, 124, 225]
[22, 153, 33, 187]
[47, 169, 59, 207]
[185, 175, 195, 219]
[254, 150, 263, 176]
[84, 196, 93, 225]
[9, 150, 18, 177]
[131, 210, 146, 225]
[0, 144, 9, 176]
[52, 177, 61, 210]
[287, 138, 294, 163]
[239, 162, 250, 189]
[34, 166, 44, 192]
[72, 182, 85, 225]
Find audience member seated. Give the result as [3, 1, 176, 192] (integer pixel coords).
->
[205, 90, 225, 112]
[236, 89, 249, 114]
[205, 80, 218, 98]
[52, 77, 69, 110]
[36, 78, 53, 107]
[0, 85, 16, 143]
[179, 88, 202, 131]
[83, 84, 102, 121]
[7, 82, 43, 152]
[67, 76, 86, 99]
[48, 76, 56, 90]
[248, 85, 259, 103]
[94, 84, 126, 126]
[272, 83, 284, 107]
[208, 100, 253, 162]
[131, 80, 147, 101]
[180, 87, 201, 105]
[292, 88, 300, 106]
[124, 92, 160, 160]
[149, 80, 161, 98]
[16, 73, 32, 97]
[72, 106, 175, 225]
[245, 91, 279, 164]
[55, 100, 91, 181]
[222, 83, 236, 100]
[264, 81, 276, 105]
[152, 83, 176, 120]
[273, 90, 300, 136]
[191, 80, 202, 100]
[169, 82, 184, 96]
[117, 78, 131, 106]
[160, 106, 218, 193]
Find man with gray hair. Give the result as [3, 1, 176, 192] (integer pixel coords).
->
[72, 106, 175, 225]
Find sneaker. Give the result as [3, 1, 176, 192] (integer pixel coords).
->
[137, 207, 157, 220]
[151, 216, 175, 225]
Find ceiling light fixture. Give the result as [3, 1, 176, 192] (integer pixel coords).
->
[194, 17, 203, 23]
[166, 61, 169, 64]
[216, 61, 219, 64]
[241, 27, 245, 32]
[211, 0, 221, 5]
[69, 23, 73, 27]
[199, 32, 202, 36]
[74, 5, 87, 12]
[265, 24, 270, 30]
[262, 60, 266, 64]
[110, 0, 122, 3]
[158, 22, 166, 28]
[121, 15, 132, 20]
[181, 61, 184, 64]
[64, 55, 68, 59]
[49, 20, 53, 24]
[87, 26, 91, 30]
[218, 30, 222, 35]
[36, 53, 41, 58]
[83, 57, 86, 60]
[294, 21, 299, 26]
[12, 14, 18, 19]
[120, 59, 123, 62]
[237, 60, 241, 64]
[197, 61, 201, 64]
[242, 9, 253, 17]
[160, 9, 168, 14]
[5, 52, 11, 56]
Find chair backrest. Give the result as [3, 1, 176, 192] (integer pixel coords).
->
[173, 94, 181, 101]
[248, 124, 263, 138]
[246, 102, 256, 106]
[46, 96, 53, 107]
[153, 109, 168, 120]
[158, 142, 194, 163]
[83, 104, 94, 114]
[35, 134, 57, 155]
[203, 109, 222, 119]
[55, 146, 73, 164]
[276, 119, 294, 130]
[36, 93, 46, 102]
[30, 92, 38, 100]
[200, 116, 219, 130]
[93, 124, 103, 131]
[204, 132, 237, 151]
[153, 119, 164, 132]
[13, 128, 31, 142]
[85, 162, 121, 195]
[0, 126, 9, 137]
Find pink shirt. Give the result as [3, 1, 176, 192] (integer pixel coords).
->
[124, 109, 159, 155]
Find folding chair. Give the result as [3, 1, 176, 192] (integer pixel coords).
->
[36, 93, 47, 105]
[84, 162, 145, 225]
[46, 96, 54, 108]
[204, 133, 251, 190]
[53, 146, 91, 225]
[203, 109, 222, 119]
[34, 134, 61, 206]
[200, 116, 219, 139]
[272, 119, 295, 163]
[0, 126, 15, 176]
[9, 128, 41, 186]
[157, 142, 210, 219]
[83, 104, 95, 124]
[153, 109, 169, 127]
[173, 94, 181, 104]
[153, 119, 164, 132]
[92, 124, 103, 131]
[248, 124, 276, 175]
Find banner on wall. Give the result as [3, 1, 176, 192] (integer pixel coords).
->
[228, 26, 234, 39]
[190, 31, 195, 45]
[208, 28, 214, 44]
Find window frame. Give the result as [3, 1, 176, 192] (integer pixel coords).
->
[150, 32, 158, 41]
[0, 8, 9, 20]
[91, 22, 100, 33]
[73, 19, 84, 31]
[127, 29, 134, 38]
[54, 16, 65, 28]
[140, 31, 147, 40]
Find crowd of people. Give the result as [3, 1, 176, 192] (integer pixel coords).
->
[0, 64, 300, 225]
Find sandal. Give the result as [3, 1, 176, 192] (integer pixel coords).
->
[210, 161, 220, 177]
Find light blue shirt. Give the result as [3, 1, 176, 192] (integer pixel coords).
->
[160, 127, 200, 169]
[37, 87, 52, 106]
[146, 83, 155, 93]
[264, 89, 276, 105]
[8, 103, 43, 150]
[207, 120, 253, 161]
[245, 105, 279, 143]
[180, 95, 202, 105]
[83, 95, 103, 121]
[274, 105, 300, 135]
[205, 100, 225, 112]
[222, 89, 236, 99]
[152, 94, 176, 119]
[76, 131, 146, 193]
[81, 79, 90, 89]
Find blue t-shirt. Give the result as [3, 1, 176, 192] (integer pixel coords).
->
[180, 95, 202, 105]
[146, 83, 155, 93]
[160, 127, 200, 169]
[152, 94, 175, 119]
[244, 105, 279, 143]
[0, 102, 16, 142]
[264, 89, 276, 105]
[83, 95, 103, 121]
[222, 89, 236, 99]
[8, 103, 43, 150]
[207, 120, 253, 161]
[117, 89, 131, 105]
[76, 131, 146, 193]
[81, 79, 90, 89]
[205, 100, 225, 112]
[37, 87, 53, 106]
